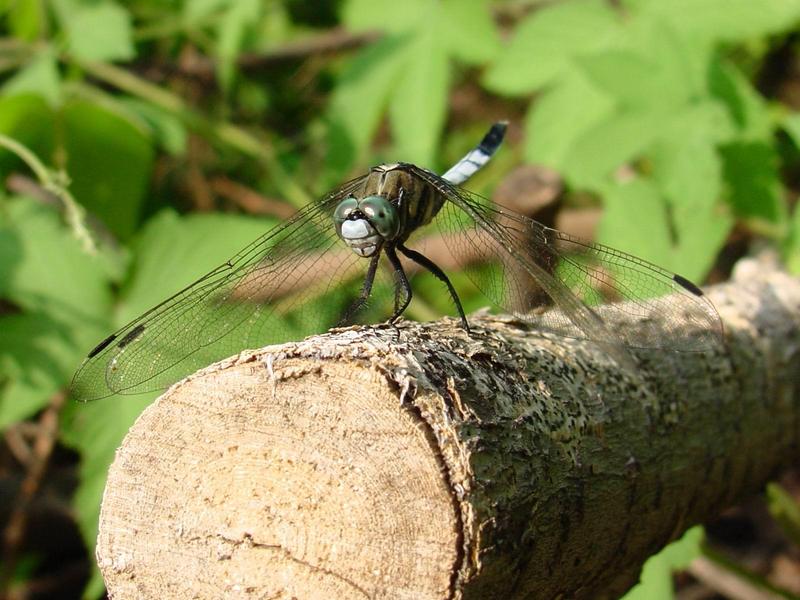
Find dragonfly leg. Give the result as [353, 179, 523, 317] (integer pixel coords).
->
[338, 252, 381, 327]
[385, 245, 412, 323]
[398, 243, 470, 333]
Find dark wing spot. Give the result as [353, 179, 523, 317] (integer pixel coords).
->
[673, 273, 704, 297]
[118, 323, 146, 348]
[87, 333, 117, 358]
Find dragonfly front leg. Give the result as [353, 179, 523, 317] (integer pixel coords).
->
[338, 252, 381, 327]
[385, 245, 412, 324]
[398, 243, 470, 333]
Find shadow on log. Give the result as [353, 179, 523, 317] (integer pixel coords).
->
[96, 262, 800, 599]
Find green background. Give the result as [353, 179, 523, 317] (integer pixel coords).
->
[1, 0, 800, 597]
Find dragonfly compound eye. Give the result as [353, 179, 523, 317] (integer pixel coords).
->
[333, 197, 359, 225]
[360, 196, 400, 239]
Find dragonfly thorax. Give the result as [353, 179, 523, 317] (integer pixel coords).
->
[334, 195, 400, 257]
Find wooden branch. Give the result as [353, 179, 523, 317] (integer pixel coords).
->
[96, 262, 800, 599]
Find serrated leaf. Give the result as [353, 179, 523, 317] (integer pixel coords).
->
[63, 100, 154, 239]
[483, 0, 621, 95]
[388, 24, 449, 166]
[58, 0, 135, 62]
[524, 70, 614, 170]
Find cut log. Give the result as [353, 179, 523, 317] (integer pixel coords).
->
[96, 261, 800, 599]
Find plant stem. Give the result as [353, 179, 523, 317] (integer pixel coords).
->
[0, 134, 96, 254]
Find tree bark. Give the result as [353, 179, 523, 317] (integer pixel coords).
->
[96, 261, 800, 599]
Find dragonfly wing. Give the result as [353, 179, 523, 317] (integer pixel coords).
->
[407, 165, 723, 353]
[70, 176, 370, 401]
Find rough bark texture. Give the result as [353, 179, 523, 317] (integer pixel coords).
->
[97, 262, 800, 599]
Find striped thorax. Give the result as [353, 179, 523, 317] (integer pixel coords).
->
[333, 164, 444, 257]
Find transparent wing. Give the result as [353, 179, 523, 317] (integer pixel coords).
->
[70, 176, 371, 402]
[406, 166, 723, 353]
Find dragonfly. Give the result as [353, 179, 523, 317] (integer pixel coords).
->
[70, 122, 723, 401]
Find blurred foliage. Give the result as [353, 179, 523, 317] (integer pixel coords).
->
[0, 0, 799, 597]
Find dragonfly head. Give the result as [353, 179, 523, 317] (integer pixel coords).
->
[334, 195, 400, 257]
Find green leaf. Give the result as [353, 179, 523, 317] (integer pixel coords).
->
[577, 19, 700, 111]
[121, 211, 276, 319]
[599, 177, 673, 268]
[766, 483, 800, 546]
[650, 108, 731, 279]
[183, 0, 231, 25]
[483, 0, 621, 95]
[720, 141, 786, 225]
[216, 0, 260, 94]
[782, 113, 800, 154]
[708, 59, 771, 141]
[55, 0, 135, 62]
[0, 198, 112, 426]
[117, 98, 187, 156]
[0, 95, 55, 172]
[2, 49, 61, 107]
[333, 0, 498, 173]
[579, 50, 667, 108]
[7, 0, 46, 41]
[342, 0, 430, 33]
[440, 0, 500, 64]
[325, 35, 409, 177]
[562, 109, 670, 189]
[596, 110, 730, 279]
[62, 100, 154, 239]
[388, 23, 449, 166]
[524, 70, 614, 170]
[786, 203, 800, 276]
[622, 527, 703, 600]
[630, 0, 800, 42]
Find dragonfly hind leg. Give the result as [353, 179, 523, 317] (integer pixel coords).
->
[398, 243, 470, 333]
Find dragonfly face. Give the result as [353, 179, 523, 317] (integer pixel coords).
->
[70, 121, 725, 402]
[333, 195, 399, 257]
